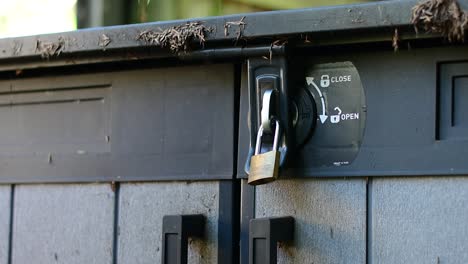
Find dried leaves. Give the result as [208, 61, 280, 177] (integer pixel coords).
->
[99, 34, 111, 48]
[412, 0, 467, 42]
[138, 22, 212, 53]
[36, 38, 65, 59]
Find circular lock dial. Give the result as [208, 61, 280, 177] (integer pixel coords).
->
[291, 87, 316, 147]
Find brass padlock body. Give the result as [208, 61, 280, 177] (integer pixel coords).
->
[248, 150, 280, 185]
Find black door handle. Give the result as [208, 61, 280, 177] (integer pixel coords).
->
[249, 216, 294, 264]
[162, 214, 205, 264]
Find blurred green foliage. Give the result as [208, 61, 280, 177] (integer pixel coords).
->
[78, 0, 376, 28]
[129, 0, 373, 23]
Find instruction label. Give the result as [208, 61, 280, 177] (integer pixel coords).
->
[304, 61, 366, 168]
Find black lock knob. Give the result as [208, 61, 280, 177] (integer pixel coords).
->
[291, 87, 316, 147]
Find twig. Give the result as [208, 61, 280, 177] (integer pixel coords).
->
[392, 28, 400, 52]
[224, 16, 246, 45]
[269, 38, 288, 63]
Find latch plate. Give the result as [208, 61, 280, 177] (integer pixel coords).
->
[244, 56, 290, 176]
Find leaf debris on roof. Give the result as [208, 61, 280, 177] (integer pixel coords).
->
[36, 37, 65, 59]
[412, 0, 467, 42]
[138, 21, 212, 53]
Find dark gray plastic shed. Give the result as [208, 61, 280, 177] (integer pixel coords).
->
[1, 0, 468, 263]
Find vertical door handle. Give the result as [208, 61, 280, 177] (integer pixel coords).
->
[249, 216, 294, 264]
[162, 214, 205, 264]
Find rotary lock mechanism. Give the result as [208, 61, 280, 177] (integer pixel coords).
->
[245, 57, 366, 185]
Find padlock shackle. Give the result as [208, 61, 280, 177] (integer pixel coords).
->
[254, 119, 280, 155]
[272, 120, 280, 151]
[254, 126, 264, 155]
[260, 89, 278, 134]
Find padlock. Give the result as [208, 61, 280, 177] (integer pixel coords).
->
[248, 120, 281, 185]
[320, 74, 330, 88]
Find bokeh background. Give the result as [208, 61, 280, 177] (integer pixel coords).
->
[0, 0, 375, 38]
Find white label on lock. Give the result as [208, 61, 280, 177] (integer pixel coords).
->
[320, 75, 330, 88]
[330, 107, 342, 123]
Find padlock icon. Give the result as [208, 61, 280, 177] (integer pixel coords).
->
[330, 107, 342, 124]
[320, 75, 330, 88]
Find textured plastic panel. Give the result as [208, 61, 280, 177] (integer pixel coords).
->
[0, 86, 111, 154]
[11, 184, 114, 264]
[371, 177, 468, 264]
[0, 64, 234, 183]
[255, 179, 366, 264]
[0, 185, 9, 264]
[117, 182, 219, 264]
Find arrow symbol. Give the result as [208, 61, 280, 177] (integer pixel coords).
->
[319, 114, 328, 124]
[306, 77, 328, 124]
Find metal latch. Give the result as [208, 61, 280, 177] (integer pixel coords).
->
[244, 55, 290, 185]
